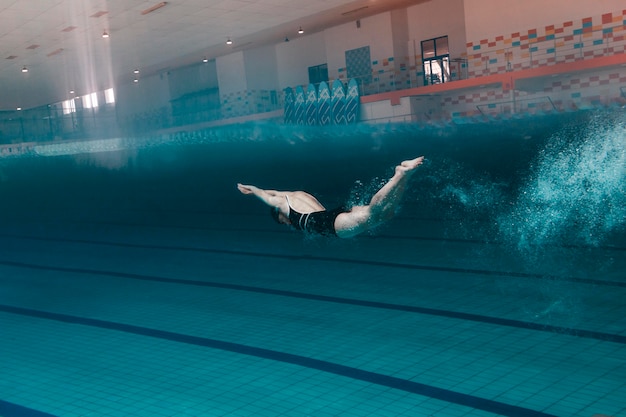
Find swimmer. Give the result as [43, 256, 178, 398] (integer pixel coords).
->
[237, 156, 424, 238]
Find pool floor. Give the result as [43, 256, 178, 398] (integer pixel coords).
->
[0, 204, 625, 417]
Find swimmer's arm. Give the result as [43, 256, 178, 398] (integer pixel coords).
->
[237, 183, 287, 207]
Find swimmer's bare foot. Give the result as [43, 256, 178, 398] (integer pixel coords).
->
[397, 156, 425, 175]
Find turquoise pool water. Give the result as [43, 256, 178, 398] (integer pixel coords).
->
[0, 109, 624, 416]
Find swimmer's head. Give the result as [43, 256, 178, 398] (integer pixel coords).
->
[270, 207, 281, 224]
[270, 207, 290, 225]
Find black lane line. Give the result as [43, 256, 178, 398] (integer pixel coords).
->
[0, 234, 624, 288]
[1, 259, 625, 345]
[0, 400, 57, 417]
[2, 218, 625, 252]
[0, 304, 558, 417]
[1, 221, 624, 252]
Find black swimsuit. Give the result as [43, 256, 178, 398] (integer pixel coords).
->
[288, 204, 346, 237]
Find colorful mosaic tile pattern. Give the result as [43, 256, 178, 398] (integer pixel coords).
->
[337, 54, 410, 94]
[466, 9, 626, 77]
[444, 70, 626, 119]
[221, 90, 279, 118]
[336, 52, 472, 94]
[345, 46, 372, 84]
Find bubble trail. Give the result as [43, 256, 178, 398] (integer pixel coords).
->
[499, 113, 626, 250]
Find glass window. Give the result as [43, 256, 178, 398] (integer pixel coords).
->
[308, 64, 329, 85]
[421, 36, 450, 85]
[422, 39, 435, 59]
[83, 92, 99, 109]
[62, 99, 76, 114]
[437, 37, 449, 55]
[104, 88, 115, 104]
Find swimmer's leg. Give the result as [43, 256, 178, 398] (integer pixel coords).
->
[335, 156, 424, 238]
[367, 156, 424, 221]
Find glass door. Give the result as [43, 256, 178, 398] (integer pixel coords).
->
[421, 36, 450, 85]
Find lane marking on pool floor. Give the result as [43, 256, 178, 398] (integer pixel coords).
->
[1, 259, 625, 345]
[0, 233, 623, 288]
[0, 304, 559, 417]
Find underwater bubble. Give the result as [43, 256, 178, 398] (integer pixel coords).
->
[499, 112, 626, 250]
[427, 157, 509, 215]
[347, 177, 387, 208]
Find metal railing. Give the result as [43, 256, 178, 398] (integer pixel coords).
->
[349, 58, 469, 96]
[476, 96, 556, 115]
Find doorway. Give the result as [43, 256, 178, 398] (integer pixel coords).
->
[421, 36, 450, 86]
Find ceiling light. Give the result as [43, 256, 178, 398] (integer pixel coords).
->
[133, 69, 140, 74]
[133, 79, 139, 83]
[21, 66, 28, 73]
[69, 90, 75, 94]
[298, 27, 304, 34]
[102, 30, 109, 38]
[202, 58, 208, 63]
[17, 107, 22, 111]
[226, 38, 232, 45]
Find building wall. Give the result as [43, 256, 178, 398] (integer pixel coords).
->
[91, 1, 626, 128]
[463, 0, 626, 42]
[276, 32, 327, 89]
[388, 9, 411, 90]
[133, 0, 626, 128]
[5, 0, 626, 147]
[244, 46, 279, 91]
[168, 61, 219, 100]
[433, 3, 626, 121]
[216, 51, 250, 118]
[407, 0, 467, 58]
[406, 0, 468, 86]
[242, 46, 281, 116]
[464, 3, 626, 77]
[216, 51, 247, 96]
[324, 12, 395, 82]
[115, 72, 172, 133]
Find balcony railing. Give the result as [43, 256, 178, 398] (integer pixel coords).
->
[349, 58, 469, 96]
[476, 96, 557, 116]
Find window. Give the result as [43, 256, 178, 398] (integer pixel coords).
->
[62, 99, 76, 114]
[83, 92, 99, 109]
[421, 36, 450, 85]
[104, 88, 115, 104]
[308, 64, 328, 85]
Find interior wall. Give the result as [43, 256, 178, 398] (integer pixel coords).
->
[463, 0, 626, 41]
[168, 60, 219, 100]
[114, 72, 171, 119]
[323, 12, 394, 80]
[244, 45, 279, 91]
[215, 51, 247, 96]
[275, 32, 327, 89]
[391, 8, 410, 65]
[406, 0, 467, 59]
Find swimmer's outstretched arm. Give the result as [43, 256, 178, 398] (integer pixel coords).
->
[237, 183, 287, 209]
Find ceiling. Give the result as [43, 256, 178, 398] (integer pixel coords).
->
[0, 0, 429, 111]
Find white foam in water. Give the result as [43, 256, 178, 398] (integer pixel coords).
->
[427, 158, 507, 215]
[499, 113, 626, 249]
[441, 179, 506, 213]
